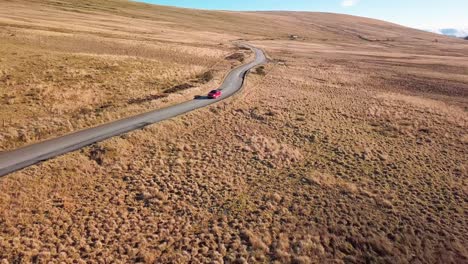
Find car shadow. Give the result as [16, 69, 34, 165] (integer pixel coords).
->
[194, 95, 211, 100]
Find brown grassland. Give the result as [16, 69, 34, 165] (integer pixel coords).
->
[0, 0, 467, 263]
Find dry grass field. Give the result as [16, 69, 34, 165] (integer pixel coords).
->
[1, 0, 467, 263]
[0, 0, 252, 151]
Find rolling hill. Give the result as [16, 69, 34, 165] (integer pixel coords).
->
[0, 0, 467, 263]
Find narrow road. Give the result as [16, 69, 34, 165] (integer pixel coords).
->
[0, 44, 266, 177]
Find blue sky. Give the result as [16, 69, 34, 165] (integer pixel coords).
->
[137, 0, 467, 29]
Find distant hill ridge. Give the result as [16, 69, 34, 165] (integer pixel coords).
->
[2, 0, 466, 45]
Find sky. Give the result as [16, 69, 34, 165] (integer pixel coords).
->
[137, 0, 467, 30]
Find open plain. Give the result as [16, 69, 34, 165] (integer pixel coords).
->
[0, 0, 467, 263]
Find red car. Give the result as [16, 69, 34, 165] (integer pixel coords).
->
[208, 89, 222, 99]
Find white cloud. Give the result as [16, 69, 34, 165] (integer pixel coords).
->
[425, 28, 468, 38]
[341, 0, 360, 7]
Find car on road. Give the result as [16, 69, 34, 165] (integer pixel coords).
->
[208, 89, 222, 99]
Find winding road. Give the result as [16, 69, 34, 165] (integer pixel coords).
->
[0, 44, 266, 177]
